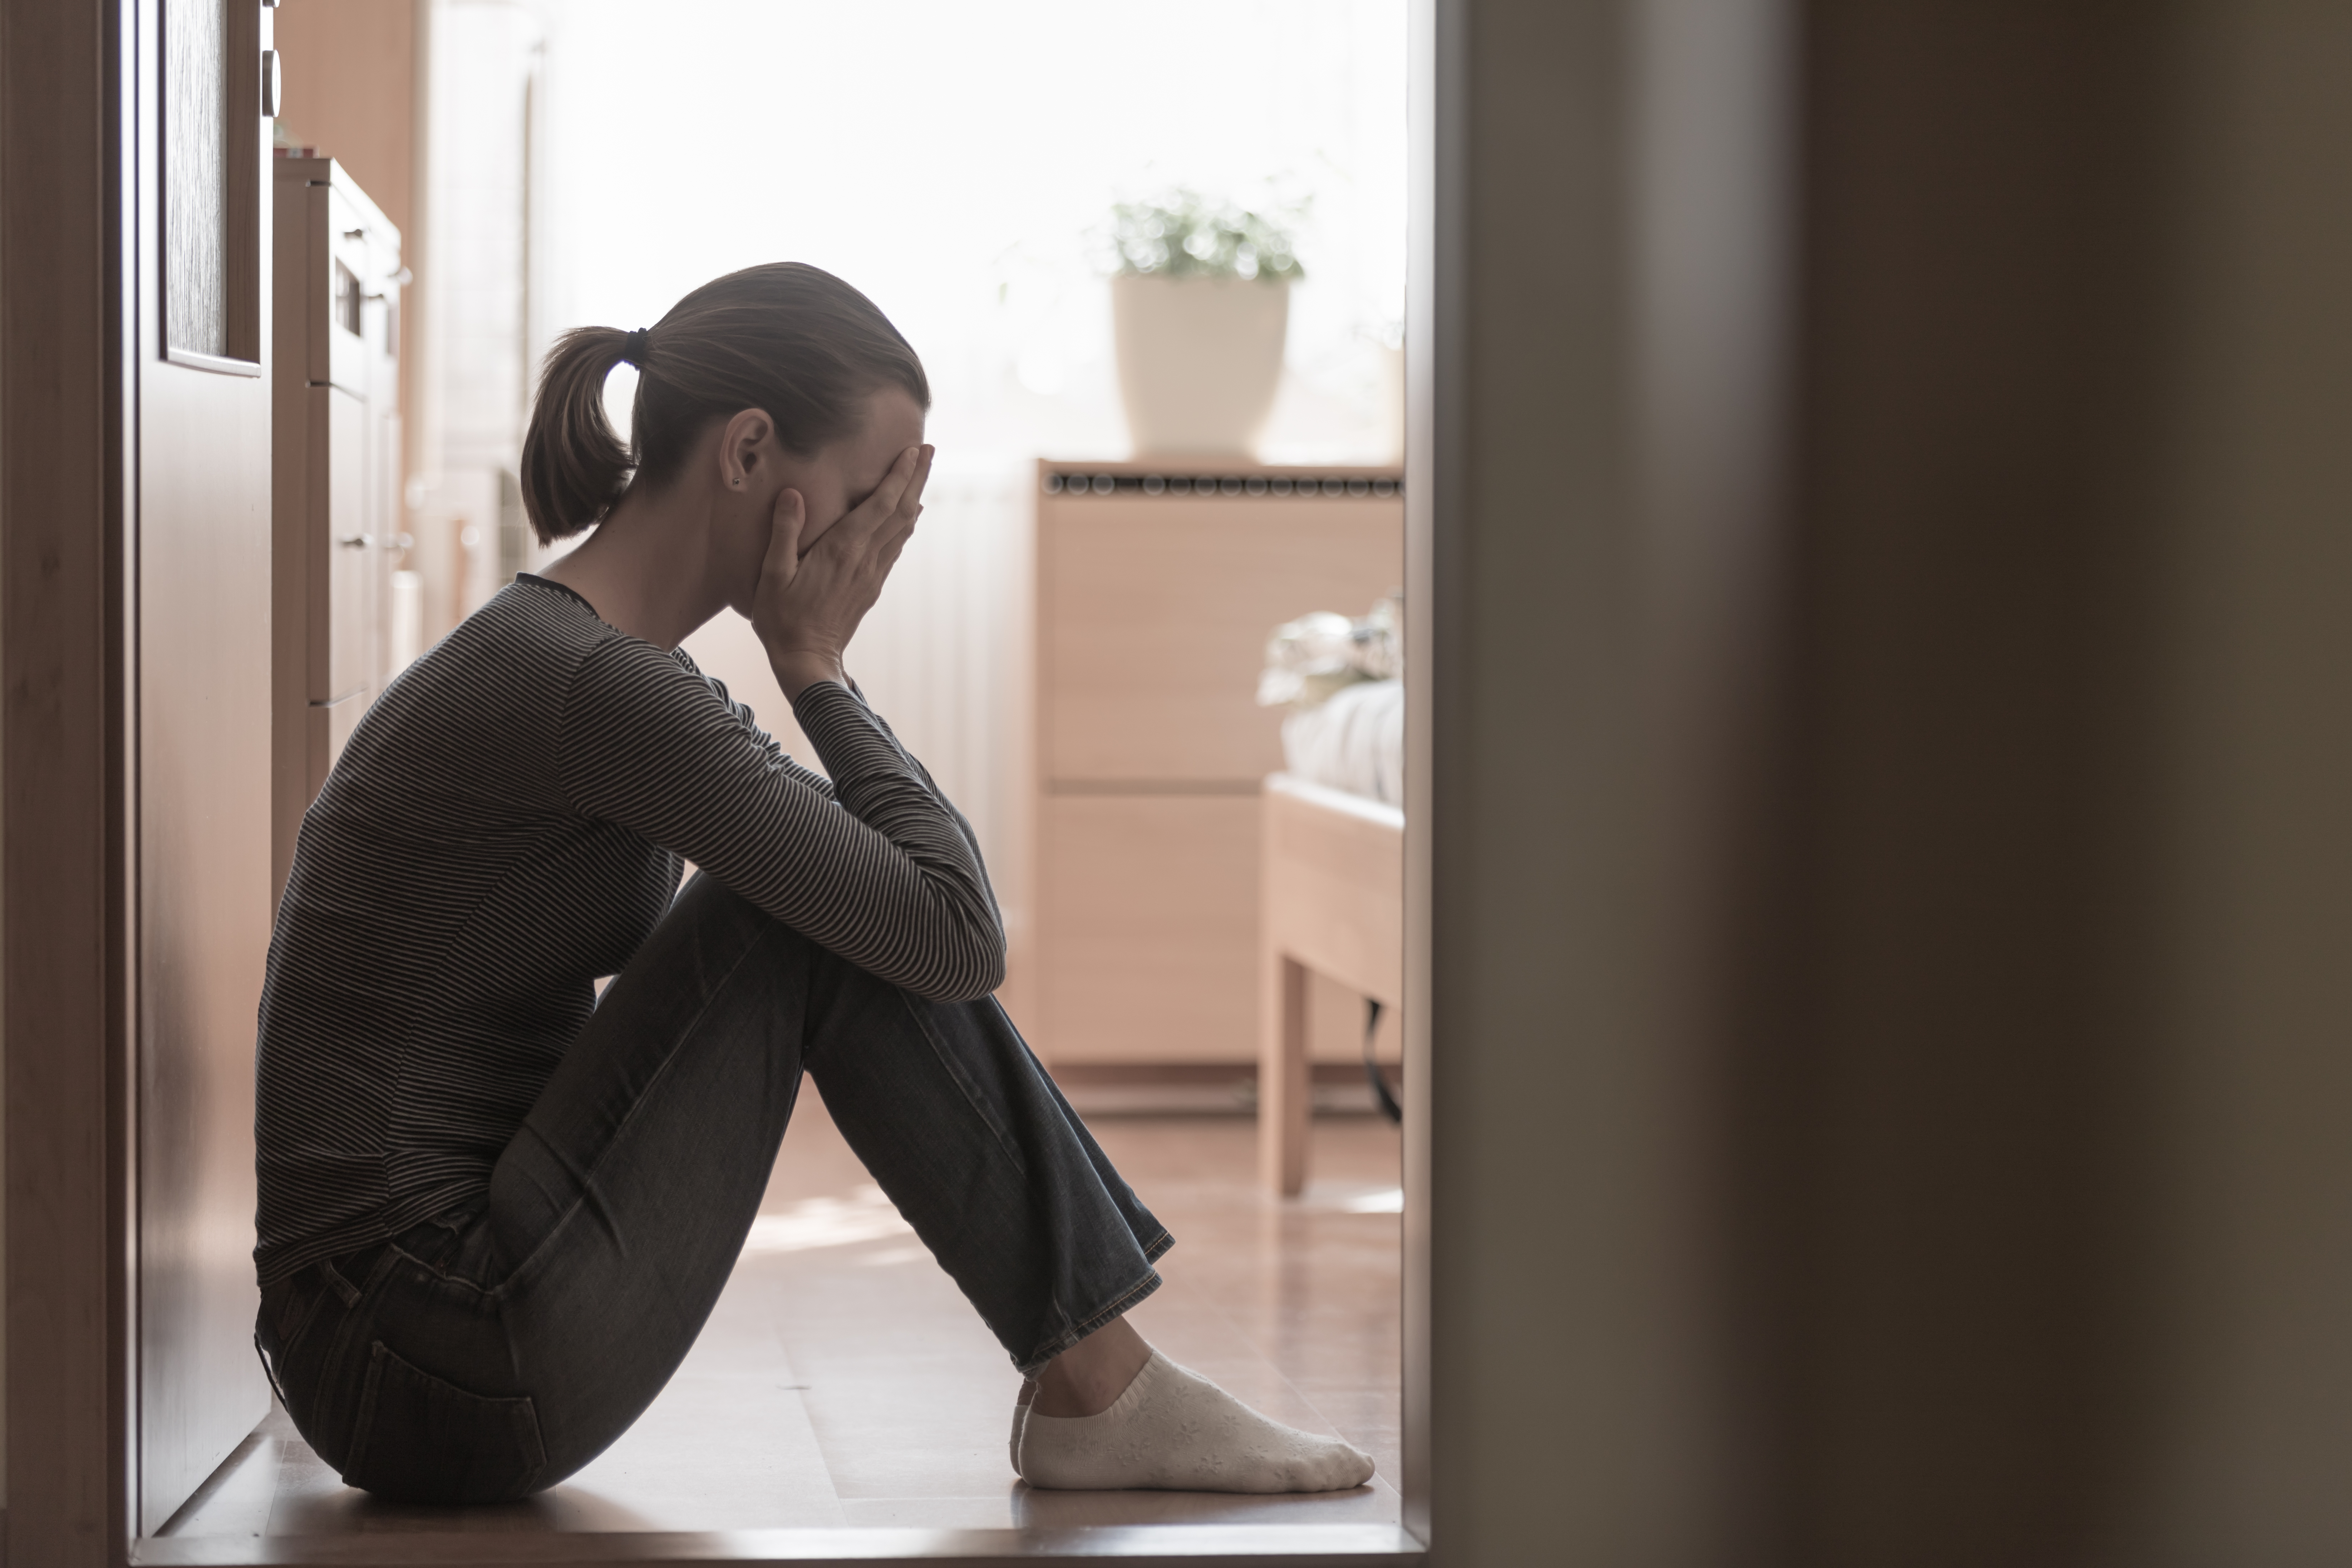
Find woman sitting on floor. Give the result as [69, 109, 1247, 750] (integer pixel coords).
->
[251, 262, 1373, 1504]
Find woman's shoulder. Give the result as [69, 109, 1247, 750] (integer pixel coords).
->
[501, 574, 625, 645]
[465, 577, 715, 694]
[365, 578, 616, 724]
[436, 575, 626, 665]
[556, 619, 743, 749]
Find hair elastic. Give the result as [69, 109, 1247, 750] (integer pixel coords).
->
[621, 328, 651, 366]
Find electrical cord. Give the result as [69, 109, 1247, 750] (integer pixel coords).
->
[1363, 999, 1401, 1124]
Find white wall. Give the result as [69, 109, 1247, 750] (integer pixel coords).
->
[409, 0, 546, 642]
[535, 0, 1408, 471]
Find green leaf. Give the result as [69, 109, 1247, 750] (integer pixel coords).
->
[1108, 188, 1308, 284]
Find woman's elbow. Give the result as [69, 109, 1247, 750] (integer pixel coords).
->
[958, 939, 1008, 1003]
[914, 930, 1004, 1005]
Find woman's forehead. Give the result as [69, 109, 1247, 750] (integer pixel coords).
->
[841, 392, 924, 473]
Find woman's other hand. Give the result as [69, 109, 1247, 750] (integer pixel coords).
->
[756, 443, 931, 699]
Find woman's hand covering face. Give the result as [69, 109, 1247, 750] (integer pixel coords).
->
[754, 442, 932, 698]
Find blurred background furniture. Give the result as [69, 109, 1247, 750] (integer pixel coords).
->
[271, 156, 404, 898]
[1020, 461, 1403, 1081]
[1259, 773, 1405, 1194]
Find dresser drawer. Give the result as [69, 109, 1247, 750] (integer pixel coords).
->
[319, 385, 375, 703]
[1036, 793, 1259, 1063]
[1037, 493, 1401, 783]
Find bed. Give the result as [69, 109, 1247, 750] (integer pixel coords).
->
[1258, 680, 1406, 1195]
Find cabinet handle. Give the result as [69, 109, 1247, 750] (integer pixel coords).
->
[337, 534, 372, 550]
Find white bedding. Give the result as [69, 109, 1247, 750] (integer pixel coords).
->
[1279, 678, 1404, 807]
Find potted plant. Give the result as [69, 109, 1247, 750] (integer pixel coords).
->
[1108, 191, 1305, 457]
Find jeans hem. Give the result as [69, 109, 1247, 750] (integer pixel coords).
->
[1015, 1261, 1166, 1378]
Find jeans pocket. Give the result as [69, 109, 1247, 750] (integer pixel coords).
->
[340, 1341, 546, 1503]
[261, 1271, 331, 1365]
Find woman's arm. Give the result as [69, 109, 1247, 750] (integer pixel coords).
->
[687, 654, 837, 801]
[558, 639, 1003, 1002]
[841, 676, 992, 881]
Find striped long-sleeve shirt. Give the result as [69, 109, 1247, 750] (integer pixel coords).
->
[252, 574, 1003, 1286]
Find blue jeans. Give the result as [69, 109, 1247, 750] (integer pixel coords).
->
[255, 871, 1171, 1503]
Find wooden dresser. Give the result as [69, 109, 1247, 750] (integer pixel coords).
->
[1024, 461, 1403, 1066]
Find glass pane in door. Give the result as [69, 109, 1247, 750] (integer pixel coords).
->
[164, 0, 228, 358]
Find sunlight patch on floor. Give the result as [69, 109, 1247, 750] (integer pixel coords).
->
[1337, 1187, 1404, 1214]
[742, 1185, 914, 1253]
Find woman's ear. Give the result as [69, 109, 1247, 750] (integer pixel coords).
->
[718, 408, 777, 493]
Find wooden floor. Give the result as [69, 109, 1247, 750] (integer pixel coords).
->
[157, 1090, 1403, 1542]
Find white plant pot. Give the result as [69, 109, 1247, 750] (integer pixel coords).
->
[1111, 272, 1291, 458]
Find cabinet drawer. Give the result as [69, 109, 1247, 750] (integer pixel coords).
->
[319, 386, 375, 702]
[324, 186, 372, 395]
[1037, 793, 1259, 1063]
[1038, 494, 1402, 783]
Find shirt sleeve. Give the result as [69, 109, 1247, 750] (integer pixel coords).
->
[679, 649, 835, 800]
[842, 675, 993, 884]
[556, 638, 1004, 1002]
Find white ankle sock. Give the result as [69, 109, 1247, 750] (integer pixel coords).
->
[1010, 1382, 1034, 1472]
[1014, 1351, 1374, 1493]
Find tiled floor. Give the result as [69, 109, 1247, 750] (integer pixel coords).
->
[158, 1088, 1403, 1540]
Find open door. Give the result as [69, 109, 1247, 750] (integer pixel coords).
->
[134, 0, 278, 1530]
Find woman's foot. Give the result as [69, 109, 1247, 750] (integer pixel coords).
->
[1013, 1324, 1373, 1494]
[1029, 1314, 1153, 1417]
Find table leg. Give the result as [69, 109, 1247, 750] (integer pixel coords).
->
[1259, 950, 1311, 1195]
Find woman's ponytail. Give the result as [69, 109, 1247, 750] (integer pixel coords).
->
[519, 325, 639, 544]
[517, 264, 930, 547]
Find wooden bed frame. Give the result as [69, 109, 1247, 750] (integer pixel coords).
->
[1258, 773, 1406, 1194]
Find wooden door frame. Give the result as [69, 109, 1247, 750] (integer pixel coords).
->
[3, 0, 142, 1560]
